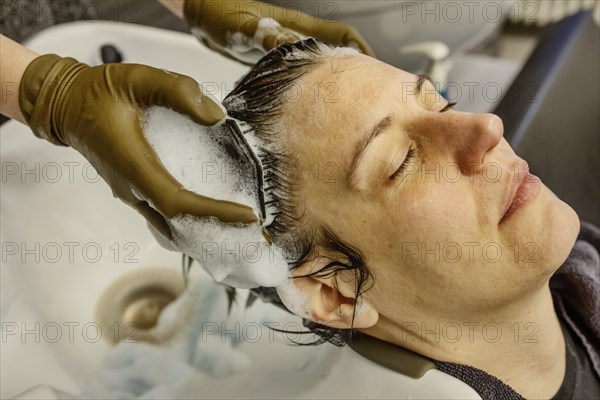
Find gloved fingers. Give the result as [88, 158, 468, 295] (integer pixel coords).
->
[128, 144, 260, 225]
[262, 27, 303, 52]
[252, 9, 374, 57]
[199, 34, 257, 66]
[170, 189, 260, 225]
[133, 200, 173, 240]
[103, 111, 259, 230]
[261, 3, 375, 56]
[185, 0, 265, 46]
[113, 64, 225, 126]
[155, 69, 225, 126]
[309, 22, 375, 57]
[142, 173, 260, 225]
[184, 1, 374, 61]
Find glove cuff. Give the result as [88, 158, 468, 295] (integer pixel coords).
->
[18, 54, 86, 146]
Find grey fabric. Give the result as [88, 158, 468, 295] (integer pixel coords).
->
[550, 221, 600, 379]
[433, 361, 525, 400]
[552, 311, 600, 399]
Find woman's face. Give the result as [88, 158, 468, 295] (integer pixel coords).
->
[277, 53, 580, 324]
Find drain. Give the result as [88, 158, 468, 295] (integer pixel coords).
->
[121, 288, 176, 330]
[96, 267, 185, 344]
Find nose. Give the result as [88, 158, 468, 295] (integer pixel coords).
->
[425, 112, 504, 175]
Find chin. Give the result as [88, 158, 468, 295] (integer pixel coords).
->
[539, 185, 580, 271]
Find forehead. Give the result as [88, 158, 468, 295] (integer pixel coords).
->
[279, 54, 417, 179]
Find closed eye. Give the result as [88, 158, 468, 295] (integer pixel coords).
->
[440, 102, 457, 112]
[388, 102, 455, 182]
[390, 147, 416, 181]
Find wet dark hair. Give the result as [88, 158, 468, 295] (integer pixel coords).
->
[189, 39, 374, 346]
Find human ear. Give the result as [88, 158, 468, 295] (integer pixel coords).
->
[276, 262, 379, 329]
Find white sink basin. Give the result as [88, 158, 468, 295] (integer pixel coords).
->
[1, 21, 481, 400]
[0, 21, 248, 398]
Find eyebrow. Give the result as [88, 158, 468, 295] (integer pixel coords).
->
[346, 115, 393, 186]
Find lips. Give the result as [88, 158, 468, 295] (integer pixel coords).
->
[500, 160, 542, 223]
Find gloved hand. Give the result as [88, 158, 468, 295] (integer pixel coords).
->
[19, 54, 259, 239]
[183, 0, 375, 64]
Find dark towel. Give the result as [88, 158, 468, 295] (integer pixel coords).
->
[433, 361, 526, 399]
[550, 221, 600, 379]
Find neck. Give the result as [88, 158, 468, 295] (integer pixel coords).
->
[361, 283, 566, 399]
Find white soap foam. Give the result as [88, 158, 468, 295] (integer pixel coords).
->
[224, 18, 308, 64]
[142, 106, 255, 206]
[253, 18, 286, 48]
[225, 18, 280, 59]
[141, 106, 289, 289]
[275, 276, 312, 320]
[80, 278, 252, 399]
[171, 215, 288, 289]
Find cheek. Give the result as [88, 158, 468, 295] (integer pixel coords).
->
[376, 182, 496, 288]
[386, 180, 478, 245]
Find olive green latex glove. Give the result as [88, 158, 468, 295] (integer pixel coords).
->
[183, 0, 375, 64]
[19, 54, 259, 239]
